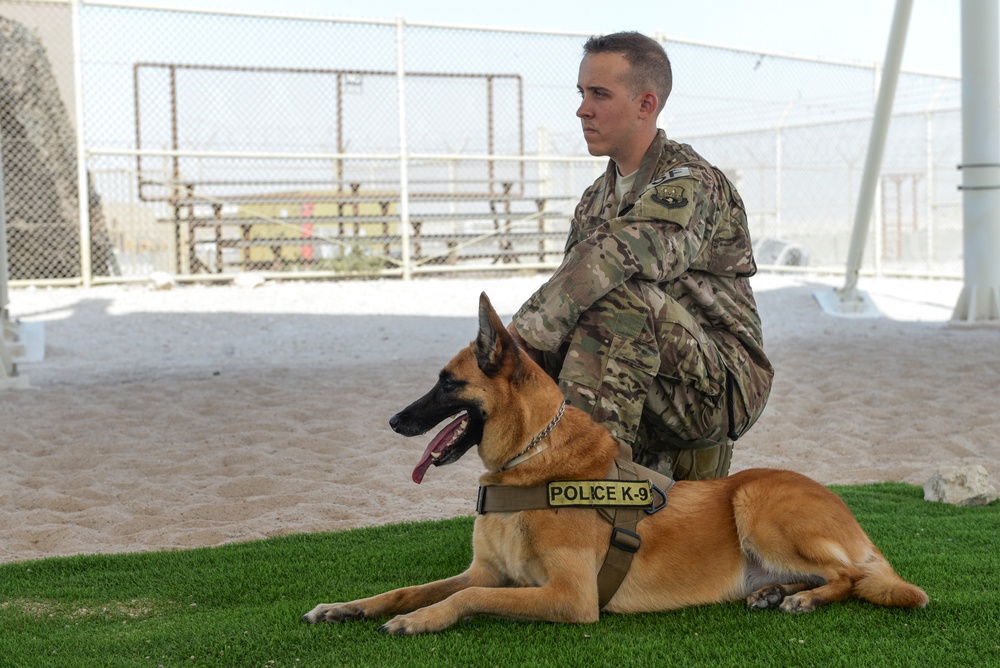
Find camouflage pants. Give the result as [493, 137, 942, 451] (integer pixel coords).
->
[538, 279, 753, 481]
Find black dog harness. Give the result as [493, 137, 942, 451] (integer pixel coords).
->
[476, 455, 674, 609]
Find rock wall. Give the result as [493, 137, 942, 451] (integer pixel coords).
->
[0, 15, 115, 279]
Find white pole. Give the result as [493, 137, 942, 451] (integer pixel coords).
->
[874, 176, 883, 277]
[538, 127, 552, 204]
[72, 0, 93, 287]
[0, 136, 9, 323]
[872, 64, 884, 279]
[925, 94, 937, 269]
[833, 0, 913, 309]
[774, 101, 795, 237]
[775, 127, 782, 234]
[395, 15, 412, 281]
[952, 0, 1000, 323]
[1, 130, 20, 382]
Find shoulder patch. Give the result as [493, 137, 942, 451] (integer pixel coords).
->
[650, 184, 688, 209]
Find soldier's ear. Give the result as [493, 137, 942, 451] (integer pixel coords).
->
[638, 91, 658, 119]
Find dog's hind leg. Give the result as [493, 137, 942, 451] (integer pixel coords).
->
[731, 469, 929, 614]
[733, 473, 881, 614]
[742, 553, 928, 614]
[774, 568, 860, 613]
[746, 581, 815, 610]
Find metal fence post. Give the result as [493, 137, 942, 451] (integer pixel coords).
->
[0, 134, 9, 325]
[72, 0, 92, 287]
[1, 131, 24, 386]
[395, 15, 412, 281]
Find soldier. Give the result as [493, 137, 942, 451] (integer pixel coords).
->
[508, 31, 773, 480]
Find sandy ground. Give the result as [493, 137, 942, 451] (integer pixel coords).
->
[2, 272, 998, 564]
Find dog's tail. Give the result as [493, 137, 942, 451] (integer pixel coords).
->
[854, 556, 929, 609]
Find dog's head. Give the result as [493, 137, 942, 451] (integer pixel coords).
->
[390, 292, 548, 483]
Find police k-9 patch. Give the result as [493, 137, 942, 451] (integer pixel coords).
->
[547, 480, 653, 507]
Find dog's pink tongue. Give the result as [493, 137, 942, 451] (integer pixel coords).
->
[412, 414, 468, 484]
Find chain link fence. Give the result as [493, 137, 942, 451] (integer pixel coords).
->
[0, 0, 964, 285]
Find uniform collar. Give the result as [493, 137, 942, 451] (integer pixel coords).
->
[608, 130, 667, 215]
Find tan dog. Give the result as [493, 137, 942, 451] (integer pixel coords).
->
[304, 293, 928, 634]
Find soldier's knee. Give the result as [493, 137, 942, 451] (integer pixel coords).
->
[646, 440, 734, 481]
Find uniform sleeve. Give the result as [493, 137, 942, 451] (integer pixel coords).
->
[514, 175, 713, 351]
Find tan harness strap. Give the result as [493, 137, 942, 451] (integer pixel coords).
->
[476, 483, 549, 514]
[475, 455, 674, 610]
[595, 456, 643, 609]
[594, 456, 674, 608]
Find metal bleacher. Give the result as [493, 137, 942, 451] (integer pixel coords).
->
[155, 179, 576, 274]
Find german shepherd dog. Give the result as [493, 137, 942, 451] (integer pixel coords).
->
[304, 293, 928, 634]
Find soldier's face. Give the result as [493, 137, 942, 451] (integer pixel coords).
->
[576, 52, 643, 164]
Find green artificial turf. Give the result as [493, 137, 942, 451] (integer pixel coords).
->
[0, 483, 996, 667]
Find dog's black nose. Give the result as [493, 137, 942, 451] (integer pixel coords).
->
[389, 412, 401, 432]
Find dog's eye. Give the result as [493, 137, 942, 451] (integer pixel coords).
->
[438, 374, 465, 394]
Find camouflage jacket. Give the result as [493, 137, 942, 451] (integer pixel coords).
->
[513, 130, 771, 381]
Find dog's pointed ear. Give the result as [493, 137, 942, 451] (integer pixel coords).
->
[475, 292, 515, 376]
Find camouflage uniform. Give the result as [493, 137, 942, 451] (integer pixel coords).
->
[513, 130, 773, 480]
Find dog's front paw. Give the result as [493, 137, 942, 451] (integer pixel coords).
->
[302, 602, 368, 624]
[378, 608, 452, 635]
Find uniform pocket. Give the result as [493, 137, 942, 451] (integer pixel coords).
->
[655, 316, 725, 400]
[555, 302, 660, 446]
[556, 307, 658, 392]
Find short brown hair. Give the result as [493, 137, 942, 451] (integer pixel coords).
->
[583, 31, 672, 112]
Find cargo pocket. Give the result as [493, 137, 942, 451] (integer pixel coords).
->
[655, 316, 725, 400]
[557, 307, 659, 446]
[643, 306, 730, 450]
